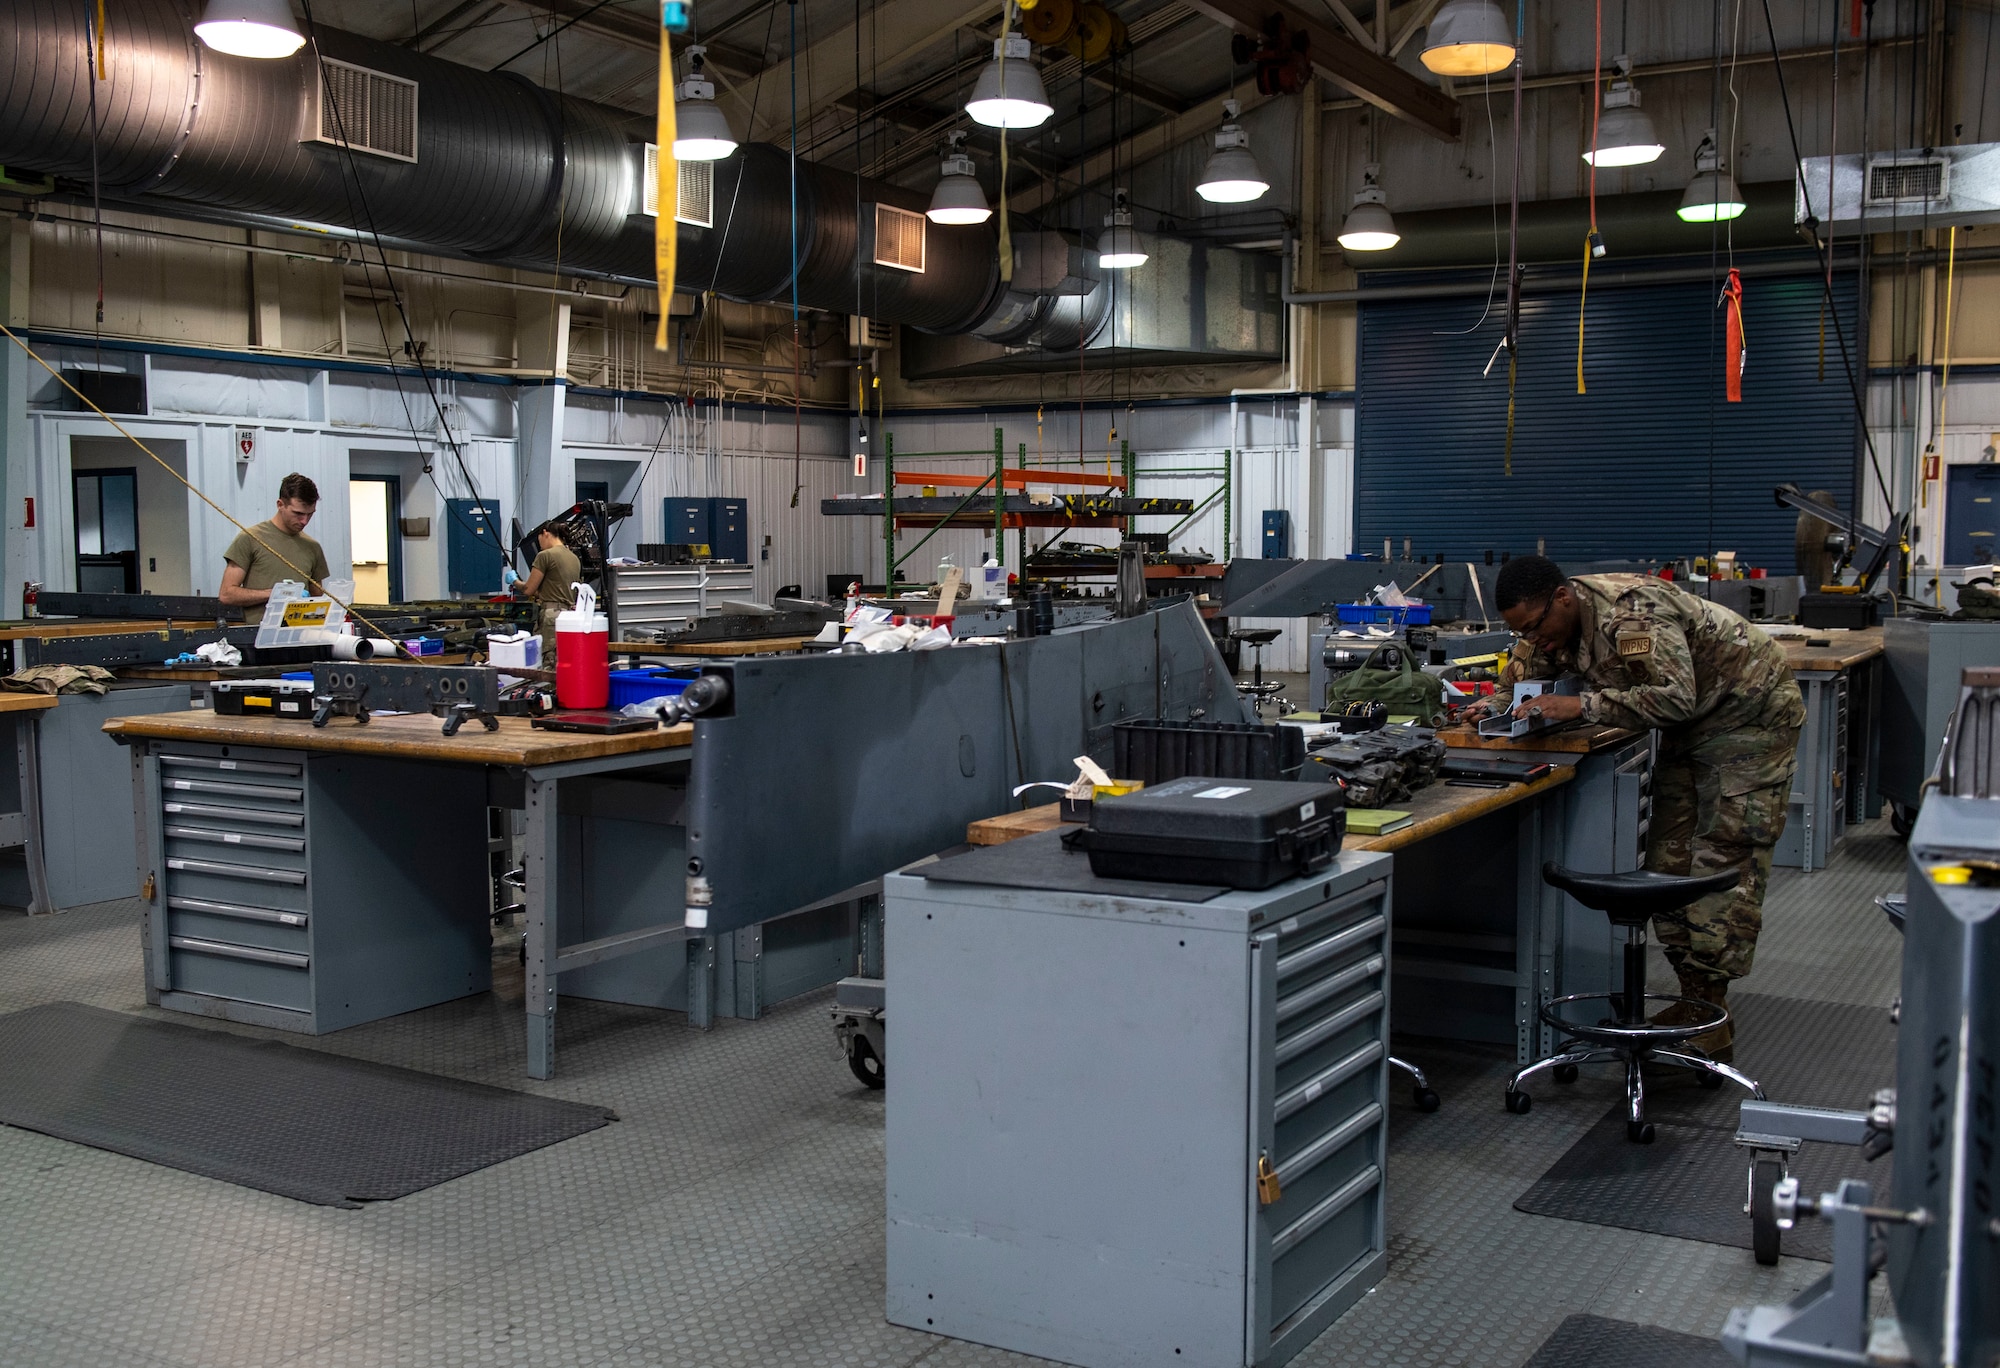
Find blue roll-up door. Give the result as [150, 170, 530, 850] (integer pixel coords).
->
[1356, 261, 1859, 567]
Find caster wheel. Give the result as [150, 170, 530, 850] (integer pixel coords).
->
[1698, 1071, 1725, 1090]
[1750, 1157, 1784, 1265]
[1505, 1090, 1532, 1115]
[846, 1036, 885, 1089]
[1890, 803, 1913, 840]
[1627, 1120, 1656, 1144]
[1413, 1088, 1441, 1113]
[1553, 1063, 1579, 1084]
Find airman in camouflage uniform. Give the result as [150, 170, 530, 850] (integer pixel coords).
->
[1493, 559, 1804, 1060]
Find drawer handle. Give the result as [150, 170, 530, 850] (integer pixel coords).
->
[1277, 954, 1384, 1025]
[1276, 992, 1385, 1070]
[163, 779, 302, 802]
[1276, 1102, 1383, 1187]
[168, 896, 306, 928]
[168, 935, 308, 970]
[1276, 914, 1387, 981]
[164, 802, 304, 828]
[1274, 1035, 1383, 1120]
[160, 754, 301, 778]
[167, 858, 306, 885]
[165, 825, 306, 854]
[1270, 1164, 1380, 1259]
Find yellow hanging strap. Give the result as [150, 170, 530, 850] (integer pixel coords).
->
[652, 34, 679, 351]
[1505, 348, 1517, 477]
[1574, 232, 1592, 395]
[95, 0, 107, 79]
[1925, 226, 1958, 523]
[996, 2, 1014, 285]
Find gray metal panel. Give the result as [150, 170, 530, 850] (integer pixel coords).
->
[686, 602, 1243, 935]
[552, 774, 692, 1012]
[1880, 619, 2000, 809]
[37, 684, 186, 907]
[1775, 671, 1847, 869]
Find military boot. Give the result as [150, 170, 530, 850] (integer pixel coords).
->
[1652, 973, 1732, 1062]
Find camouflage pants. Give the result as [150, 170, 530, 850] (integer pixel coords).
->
[537, 603, 561, 662]
[1643, 723, 1801, 983]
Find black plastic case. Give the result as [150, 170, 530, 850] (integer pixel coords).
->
[1081, 777, 1345, 890]
[209, 679, 314, 719]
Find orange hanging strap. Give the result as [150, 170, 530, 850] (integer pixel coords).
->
[1723, 268, 1745, 403]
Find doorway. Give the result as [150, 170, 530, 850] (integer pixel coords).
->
[73, 468, 140, 593]
[349, 475, 403, 604]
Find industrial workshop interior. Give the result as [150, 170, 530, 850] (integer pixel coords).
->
[3, 0, 2000, 1364]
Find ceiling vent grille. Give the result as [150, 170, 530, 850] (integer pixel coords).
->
[873, 204, 926, 273]
[311, 59, 419, 163]
[639, 146, 712, 227]
[1865, 156, 1948, 205]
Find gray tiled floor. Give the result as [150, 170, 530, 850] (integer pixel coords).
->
[0, 818, 1906, 1367]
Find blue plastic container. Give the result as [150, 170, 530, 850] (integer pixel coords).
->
[607, 668, 696, 709]
[1335, 602, 1434, 626]
[281, 671, 313, 682]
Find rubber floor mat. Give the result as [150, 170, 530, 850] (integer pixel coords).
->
[0, 1001, 615, 1207]
[1512, 994, 1897, 1261]
[1522, 1314, 1735, 1367]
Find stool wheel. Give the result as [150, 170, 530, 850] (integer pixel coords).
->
[1504, 1090, 1532, 1115]
[1553, 1063, 1579, 1084]
[1627, 1120, 1656, 1144]
[1413, 1087, 1441, 1113]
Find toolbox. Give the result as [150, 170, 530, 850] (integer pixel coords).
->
[1079, 777, 1343, 889]
[209, 678, 315, 719]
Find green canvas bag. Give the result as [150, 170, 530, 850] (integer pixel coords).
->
[1323, 643, 1447, 726]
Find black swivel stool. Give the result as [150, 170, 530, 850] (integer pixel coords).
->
[1505, 863, 1764, 1142]
[1229, 627, 1288, 717]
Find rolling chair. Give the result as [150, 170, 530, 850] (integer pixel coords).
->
[1229, 627, 1291, 718]
[1505, 863, 1763, 1142]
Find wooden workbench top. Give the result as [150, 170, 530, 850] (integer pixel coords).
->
[1773, 625, 1884, 672]
[968, 764, 1576, 857]
[0, 692, 61, 713]
[101, 708, 692, 767]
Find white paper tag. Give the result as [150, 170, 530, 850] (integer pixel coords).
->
[1303, 1081, 1323, 1103]
[219, 761, 237, 770]
[223, 833, 242, 844]
[282, 913, 304, 925]
[170, 780, 192, 790]
[1278, 916, 1300, 934]
[1194, 785, 1250, 800]
[1299, 801, 1316, 820]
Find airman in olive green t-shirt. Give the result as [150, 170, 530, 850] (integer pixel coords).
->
[219, 474, 331, 608]
[522, 524, 581, 657]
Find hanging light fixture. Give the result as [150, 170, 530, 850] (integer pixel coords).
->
[1582, 57, 1664, 167]
[966, 35, 1054, 130]
[673, 47, 738, 161]
[194, 0, 305, 58]
[1097, 189, 1148, 269]
[1337, 164, 1400, 252]
[927, 132, 992, 225]
[1195, 100, 1269, 204]
[1420, 0, 1515, 78]
[1676, 129, 1747, 222]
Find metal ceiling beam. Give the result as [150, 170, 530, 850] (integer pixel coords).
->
[1181, 0, 1459, 139]
[1007, 87, 1275, 213]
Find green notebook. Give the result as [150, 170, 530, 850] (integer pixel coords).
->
[1345, 808, 1414, 836]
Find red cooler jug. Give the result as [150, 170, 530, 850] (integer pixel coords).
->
[554, 582, 609, 708]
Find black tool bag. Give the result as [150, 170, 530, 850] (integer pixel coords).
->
[1111, 718, 1306, 785]
[1079, 777, 1343, 890]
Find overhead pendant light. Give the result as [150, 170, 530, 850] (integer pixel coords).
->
[1677, 129, 1747, 222]
[673, 47, 738, 161]
[1337, 164, 1400, 252]
[927, 131, 992, 225]
[1582, 57, 1664, 167]
[966, 35, 1054, 130]
[1196, 100, 1269, 204]
[1097, 189, 1148, 269]
[1420, 0, 1515, 78]
[194, 0, 306, 58]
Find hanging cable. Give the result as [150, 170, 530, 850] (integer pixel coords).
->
[1502, 0, 1523, 474]
[1576, 0, 1602, 395]
[787, 0, 803, 507]
[1922, 226, 1957, 534]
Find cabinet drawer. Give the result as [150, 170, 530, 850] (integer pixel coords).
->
[159, 753, 302, 781]
[168, 901, 309, 955]
[165, 861, 309, 913]
[160, 777, 303, 817]
[168, 939, 310, 1012]
[163, 800, 305, 831]
[165, 826, 307, 870]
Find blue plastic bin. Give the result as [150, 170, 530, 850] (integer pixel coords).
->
[607, 668, 696, 709]
[1335, 602, 1434, 626]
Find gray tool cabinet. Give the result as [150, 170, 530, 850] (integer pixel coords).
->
[885, 848, 1394, 1368]
[139, 741, 489, 1034]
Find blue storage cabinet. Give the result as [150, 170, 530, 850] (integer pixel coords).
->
[1262, 509, 1292, 559]
[446, 498, 504, 594]
[660, 497, 749, 563]
[663, 498, 711, 549]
